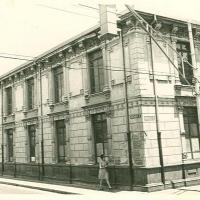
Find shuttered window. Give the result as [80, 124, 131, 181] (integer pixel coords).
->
[56, 120, 66, 162]
[7, 129, 13, 162]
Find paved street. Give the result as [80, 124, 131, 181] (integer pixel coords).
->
[0, 178, 200, 200]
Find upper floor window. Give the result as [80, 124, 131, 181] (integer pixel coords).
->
[88, 49, 104, 94]
[54, 67, 64, 103]
[92, 113, 108, 161]
[27, 78, 34, 110]
[56, 120, 66, 162]
[28, 125, 36, 162]
[6, 87, 12, 115]
[176, 42, 193, 85]
[7, 129, 13, 162]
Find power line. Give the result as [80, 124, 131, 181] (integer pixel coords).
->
[0, 54, 190, 80]
[67, 65, 189, 80]
[0, 55, 33, 61]
[77, 4, 99, 11]
[37, 4, 98, 19]
[0, 53, 181, 77]
[77, 3, 122, 16]
[0, 53, 35, 58]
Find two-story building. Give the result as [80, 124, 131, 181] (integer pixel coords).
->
[0, 7, 200, 191]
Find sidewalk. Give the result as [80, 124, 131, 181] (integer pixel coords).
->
[0, 177, 114, 195]
[0, 177, 200, 200]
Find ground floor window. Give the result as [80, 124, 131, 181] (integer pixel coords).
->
[28, 125, 36, 162]
[92, 113, 108, 161]
[56, 120, 66, 162]
[183, 107, 200, 158]
[7, 129, 13, 162]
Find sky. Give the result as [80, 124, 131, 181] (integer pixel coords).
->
[0, 0, 200, 76]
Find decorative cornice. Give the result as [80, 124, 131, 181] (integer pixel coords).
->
[171, 24, 179, 36]
[193, 27, 200, 41]
[194, 40, 200, 49]
[153, 21, 162, 31]
[175, 96, 196, 107]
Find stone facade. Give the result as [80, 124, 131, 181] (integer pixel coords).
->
[0, 9, 200, 191]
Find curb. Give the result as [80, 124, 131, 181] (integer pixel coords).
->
[0, 181, 79, 195]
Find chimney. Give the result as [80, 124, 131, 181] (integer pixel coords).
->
[99, 4, 118, 37]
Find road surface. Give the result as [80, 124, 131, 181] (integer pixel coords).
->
[0, 182, 200, 200]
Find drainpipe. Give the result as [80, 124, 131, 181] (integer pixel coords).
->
[1, 83, 4, 175]
[119, 30, 134, 190]
[39, 64, 45, 178]
[149, 32, 165, 185]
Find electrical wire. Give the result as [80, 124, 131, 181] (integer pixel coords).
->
[0, 4, 193, 85]
[0, 53, 35, 58]
[0, 53, 188, 79]
[0, 55, 34, 61]
[37, 4, 98, 19]
[66, 64, 187, 80]
[77, 3, 123, 16]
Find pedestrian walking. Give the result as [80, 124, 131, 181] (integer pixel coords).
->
[98, 154, 112, 190]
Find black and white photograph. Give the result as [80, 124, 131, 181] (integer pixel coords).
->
[0, 0, 200, 199]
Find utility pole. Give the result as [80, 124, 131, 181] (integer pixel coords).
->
[149, 31, 165, 185]
[1, 83, 4, 175]
[119, 30, 134, 190]
[39, 64, 45, 179]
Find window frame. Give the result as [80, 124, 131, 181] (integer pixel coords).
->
[183, 107, 200, 158]
[6, 87, 13, 115]
[28, 125, 36, 162]
[53, 66, 64, 103]
[55, 120, 66, 163]
[27, 77, 35, 110]
[92, 113, 108, 162]
[176, 41, 193, 85]
[7, 129, 13, 162]
[88, 49, 104, 94]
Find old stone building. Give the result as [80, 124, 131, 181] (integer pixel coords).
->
[0, 7, 200, 191]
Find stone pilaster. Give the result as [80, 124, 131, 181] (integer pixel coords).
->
[47, 67, 54, 109]
[50, 117, 56, 163]
[64, 116, 71, 163]
[63, 61, 69, 104]
[85, 112, 95, 164]
[4, 129, 8, 162]
[24, 123, 29, 162]
[3, 88, 7, 117]
[101, 41, 111, 98]
[33, 74, 38, 109]
[23, 78, 28, 114]
[171, 37, 180, 84]
[106, 109, 113, 162]
[12, 127, 16, 162]
[81, 53, 90, 101]
[12, 81, 16, 114]
[35, 124, 39, 163]
[177, 105, 187, 159]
